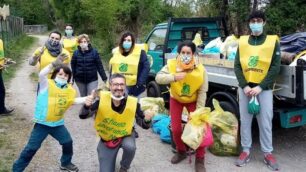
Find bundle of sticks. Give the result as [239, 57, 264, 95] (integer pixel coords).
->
[0, 58, 16, 70]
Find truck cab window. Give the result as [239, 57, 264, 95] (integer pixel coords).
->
[147, 29, 167, 51]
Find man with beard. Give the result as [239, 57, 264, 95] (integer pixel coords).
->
[29, 31, 71, 77]
[79, 73, 153, 172]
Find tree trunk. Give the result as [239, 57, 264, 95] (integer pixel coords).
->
[252, 0, 258, 11]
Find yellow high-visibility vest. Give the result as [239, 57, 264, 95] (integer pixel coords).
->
[63, 37, 78, 56]
[45, 79, 76, 122]
[0, 39, 4, 66]
[95, 91, 137, 141]
[168, 59, 204, 103]
[239, 35, 278, 83]
[109, 45, 142, 86]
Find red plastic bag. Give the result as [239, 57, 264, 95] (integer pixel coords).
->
[200, 124, 213, 147]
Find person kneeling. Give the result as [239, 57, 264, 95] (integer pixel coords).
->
[79, 73, 153, 172]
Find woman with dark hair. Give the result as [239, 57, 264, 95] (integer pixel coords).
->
[71, 34, 107, 97]
[13, 60, 94, 172]
[62, 24, 78, 57]
[109, 31, 150, 97]
[156, 41, 208, 172]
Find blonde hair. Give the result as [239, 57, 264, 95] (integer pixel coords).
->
[78, 34, 90, 43]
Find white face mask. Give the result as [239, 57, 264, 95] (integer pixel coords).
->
[54, 76, 67, 86]
[111, 93, 125, 101]
[80, 42, 88, 49]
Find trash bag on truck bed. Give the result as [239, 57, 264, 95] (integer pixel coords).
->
[209, 99, 240, 156]
[280, 32, 306, 55]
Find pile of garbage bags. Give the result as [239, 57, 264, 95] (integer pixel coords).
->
[139, 97, 167, 117]
[280, 32, 306, 66]
[208, 99, 239, 156]
[199, 35, 239, 61]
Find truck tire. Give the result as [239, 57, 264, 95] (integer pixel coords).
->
[147, 81, 161, 97]
[219, 101, 237, 115]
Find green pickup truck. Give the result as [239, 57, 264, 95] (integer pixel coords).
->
[143, 17, 228, 100]
[142, 17, 306, 128]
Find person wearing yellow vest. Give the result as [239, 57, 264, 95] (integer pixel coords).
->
[29, 31, 71, 76]
[0, 39, 14, 115]
[62, 24, 78, 57]
[156, 41, 208, 172]
[79, 73, 152, 172]
[13, 60, 93, 172]
[109, 31, 150, 97]
[234, 11, 281, 171]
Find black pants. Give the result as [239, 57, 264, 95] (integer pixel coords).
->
[0, 70, 5, 112]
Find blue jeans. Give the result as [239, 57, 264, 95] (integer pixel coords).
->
[12, 123, 73, 172]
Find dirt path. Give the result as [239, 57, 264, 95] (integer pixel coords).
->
[7, 35, 306, 172]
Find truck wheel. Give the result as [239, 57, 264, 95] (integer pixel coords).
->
[219, 101, 238, 116]
[147, 81, 161, 97]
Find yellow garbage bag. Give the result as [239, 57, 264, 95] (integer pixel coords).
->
[139, 97, 167, 115]
[209, 99, 239, 156]
[181, 107, 211, 150]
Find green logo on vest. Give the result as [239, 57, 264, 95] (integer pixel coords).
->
[58, 98, 67, 106]
[119, 63, 128, 72]
[248, 56, 259, 67]
[181, 83, 190, 95]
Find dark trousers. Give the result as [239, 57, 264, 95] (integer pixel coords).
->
[0, 70, 5, 112]
[12, 123, 73, 172]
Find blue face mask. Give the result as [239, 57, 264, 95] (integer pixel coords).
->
[65, 29, 73, 37]
[249, 23, 264, 34]
[55, 76, 67, 87]
[122, 41, 132, 50]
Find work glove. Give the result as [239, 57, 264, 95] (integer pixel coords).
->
[52, 53, 68, 68]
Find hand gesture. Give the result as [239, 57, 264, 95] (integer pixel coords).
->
[174, 72, 186, 82]
[249, 86, 262, 96]
[243, 86, 252, 97]
[85, 90, 95, 107]
[52, 53, 68, 67]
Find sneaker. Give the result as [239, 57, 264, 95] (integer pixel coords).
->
[264, 154, 280, 171]
[235, 152, 250, 167]
[195, 158, 206, 172]
[60, 163, 79, 171]
[0, 108, 14, 116]
[171, 151, 187, 164]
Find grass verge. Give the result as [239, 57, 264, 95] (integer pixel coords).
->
[0, 35, 37, 172]
[2, 35, 37, 81]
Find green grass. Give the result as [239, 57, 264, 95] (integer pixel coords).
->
[0, 35, 37, 172]
[91, 35, 113, 68]
[2, 35, 37, 81]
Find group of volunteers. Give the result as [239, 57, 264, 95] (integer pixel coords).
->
[7, 10, 280, 172]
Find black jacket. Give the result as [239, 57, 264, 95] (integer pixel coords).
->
[79, 97, 151, 130]
[71, 44, 107, 84]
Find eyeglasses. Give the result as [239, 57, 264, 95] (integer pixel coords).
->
[111, 83, 125, 87]
[250, 18, 264, 24]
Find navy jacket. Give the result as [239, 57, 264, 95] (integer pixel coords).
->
[71, 44, 107, 84]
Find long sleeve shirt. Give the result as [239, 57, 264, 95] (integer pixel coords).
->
[155, 64, 208, 108]
[79, 97, 151, 129]
[234, 34, 281, 90]
[39, 64, 86, 104]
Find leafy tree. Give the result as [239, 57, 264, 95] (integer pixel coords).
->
[264, 0, 306, 35]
